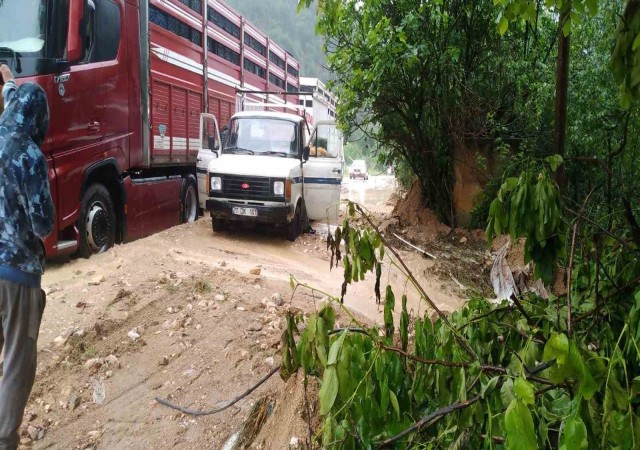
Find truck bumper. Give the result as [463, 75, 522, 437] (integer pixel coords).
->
[206, 199, 293, 224]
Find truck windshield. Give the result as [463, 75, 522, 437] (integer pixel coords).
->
[225, 118, 299, 158]
[0, 0, 48, 54]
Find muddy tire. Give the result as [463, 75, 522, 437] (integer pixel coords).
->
[286, 206, 301, 242]
[181, 175, 198, 224]
[212, 218, 225, 232]
[77, 184, 116, 258]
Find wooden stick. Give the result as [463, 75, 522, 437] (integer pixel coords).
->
[392, 233, 437, 259]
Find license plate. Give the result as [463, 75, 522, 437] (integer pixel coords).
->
[232, 207, 258, 217]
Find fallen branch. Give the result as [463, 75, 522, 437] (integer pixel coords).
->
[380, 344, 557, 385]
[449, 272, 466, 290]
[376, 395, 481, 448]
[392, 233, 437, 259]
[155, 365, 281, 416]
[354, 204, 478, 360]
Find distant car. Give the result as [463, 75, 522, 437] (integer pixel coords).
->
[349, 160, 369, 180]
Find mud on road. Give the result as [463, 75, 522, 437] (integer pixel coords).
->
[18, 176, 467, 449]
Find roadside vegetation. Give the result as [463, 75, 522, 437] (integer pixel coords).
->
[276, 0, 640, 448]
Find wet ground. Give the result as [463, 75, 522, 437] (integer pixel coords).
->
[18, 175, 464, 449]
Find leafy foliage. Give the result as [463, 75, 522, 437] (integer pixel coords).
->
[281, 196, 640, 448]
[486, 156, 564, 283]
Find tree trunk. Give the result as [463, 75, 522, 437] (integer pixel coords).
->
[554, 6, 571, 193]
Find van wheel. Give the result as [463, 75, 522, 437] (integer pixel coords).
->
[287, 207, 301, 242]
[181, 176, 198, 223]
[78, 184, 116, 258]
[212, 218, 225, 232]
[301, 201, 310, 233]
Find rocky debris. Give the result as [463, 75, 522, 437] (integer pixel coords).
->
[20, 437, 33, 447]
[53, 326, 84, 347]
[127, 328, 141, 341]
[459, 236, 468, 245]
[250, 267, 262, 276]
[64, 394, 81, 411]
[182, 368, 199, 378]
[290, 437, 300, 448]
[88, 275, 106, 286]
[105, 355, 119, 366]
[91, 378, 106, 405]
[219, 261, 227, 268]
[264, 357, 275, 367]
[84, 358, 104, 374]
[248, 322, 263, 332]
[111, 289, 131, 304]
[59, 386, 81, 411]
[158, 356, 169, 367]
[25, 425, 46, 442]
[270, 293, 284, 307]
[214, 293, 226, 302]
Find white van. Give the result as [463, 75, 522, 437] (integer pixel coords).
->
[196, 112, 344, 241]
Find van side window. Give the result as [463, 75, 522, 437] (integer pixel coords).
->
[82, 0, 120, 64]
[310, 124, 341, 158]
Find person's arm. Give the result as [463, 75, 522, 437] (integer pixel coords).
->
[24, 148, 55, 239]
[0, 64, 17, 109]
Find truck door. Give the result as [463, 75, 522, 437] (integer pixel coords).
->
[196, 113, 221, 209]
[50, 0, 124, 227]
[303, 121, 344, 222]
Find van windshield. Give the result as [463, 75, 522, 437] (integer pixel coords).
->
[0, 0, 48, 54]
[225, 117, 299, 158]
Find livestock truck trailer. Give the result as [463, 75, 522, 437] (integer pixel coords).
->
[0, 0, 301, 257]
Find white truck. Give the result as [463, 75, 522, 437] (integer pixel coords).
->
[196, 111, 344, 241]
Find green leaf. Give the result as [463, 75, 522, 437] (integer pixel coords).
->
[501, 378, 515, 407]
[481, 376, 500, 399]
[498, 16, 509, 35]
[633, 32, 640, 52]
[543, 333, 569, 382]
[562, 15, 572, 37]
[319, 366, 339, 415]
[328, 331, 346, 366]
[545, 154, 564, 172]
[559, 415, 588, 450]
[514, 377, 535, 405]
[505, 399, 538, 450]
[389, 389, 400, 420]
[585, 0, 597, 15]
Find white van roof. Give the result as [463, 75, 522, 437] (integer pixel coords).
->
[232, 111, 304, 122]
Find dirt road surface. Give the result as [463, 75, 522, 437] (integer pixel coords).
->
[16, 176, 464, 449]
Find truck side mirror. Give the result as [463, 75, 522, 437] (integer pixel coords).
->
[67, 0, 86, 64]
[302, 146, 311, 162]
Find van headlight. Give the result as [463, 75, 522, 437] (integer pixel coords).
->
[273, 181, 285, 196]
[210, 176, 222, 192]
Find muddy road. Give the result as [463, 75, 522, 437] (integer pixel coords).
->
[18, 176, 464, 449]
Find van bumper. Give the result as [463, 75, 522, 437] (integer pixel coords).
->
[206, 199, 293, 224]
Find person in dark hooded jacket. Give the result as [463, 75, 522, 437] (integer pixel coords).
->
[0, 65, 55, 450]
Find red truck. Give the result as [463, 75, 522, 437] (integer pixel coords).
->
[0, 0, 300, 258]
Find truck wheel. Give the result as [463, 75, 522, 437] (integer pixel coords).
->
[181, 176, 198, 224]
[287, 206, 301, 242]
[78, 184, 116, 258]
[212, 218, 225, 232]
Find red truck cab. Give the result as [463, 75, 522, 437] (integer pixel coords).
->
[0, 0, 301, 258]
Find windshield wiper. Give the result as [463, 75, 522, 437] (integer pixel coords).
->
[0, 47, 21, 74]
[262, 151, 289, 158]
[225, 147, 255, 155]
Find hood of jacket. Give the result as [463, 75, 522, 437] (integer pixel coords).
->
[0, 83, 49, 146]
